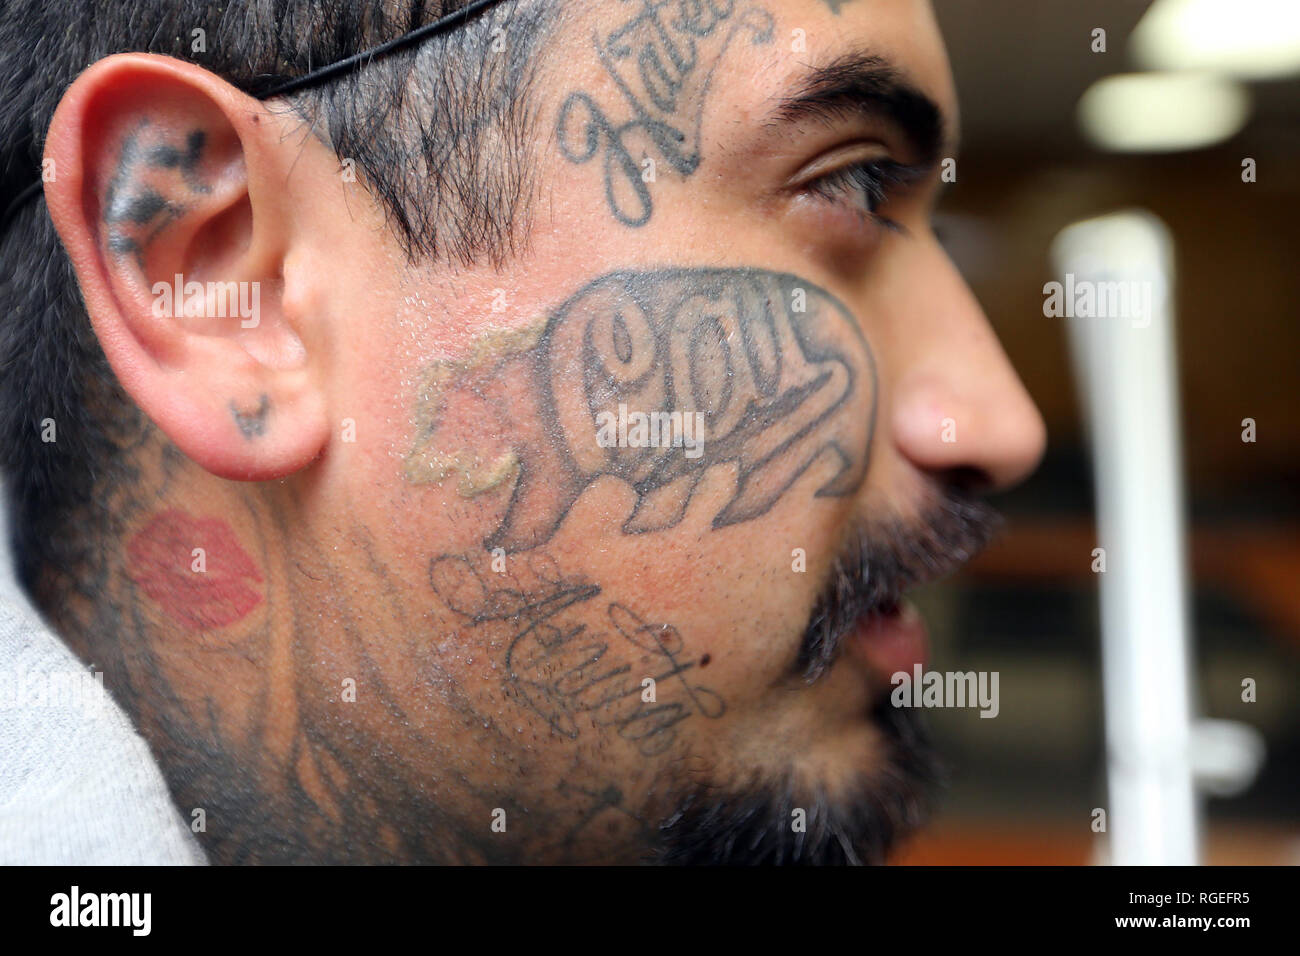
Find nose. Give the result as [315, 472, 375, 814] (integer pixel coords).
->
[888, 241, 1047, 493]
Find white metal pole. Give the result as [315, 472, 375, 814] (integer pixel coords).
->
[1054, 210, 1200, 865]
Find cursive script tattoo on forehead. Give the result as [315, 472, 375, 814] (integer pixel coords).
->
[557, 0, 774, 227]
[431, 551, 725, 757]
[405, 267, 877, 553]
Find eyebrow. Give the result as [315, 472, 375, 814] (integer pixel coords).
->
[766, 50, 950, 167]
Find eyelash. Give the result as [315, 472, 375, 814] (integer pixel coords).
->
[804, 158, 923, 233]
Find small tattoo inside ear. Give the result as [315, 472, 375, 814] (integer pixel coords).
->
[231, 394, 270, 438]
[104, 126, 214, 268]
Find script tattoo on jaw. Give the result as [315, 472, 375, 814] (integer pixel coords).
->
[405, 268, 877, 553]
[430, 551, 725, 757]
[557, 0, 775, 226]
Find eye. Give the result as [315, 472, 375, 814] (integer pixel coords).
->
[802, 158, 924, 233]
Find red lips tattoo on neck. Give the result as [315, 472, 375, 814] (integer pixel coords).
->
[125, 509, 264, 630]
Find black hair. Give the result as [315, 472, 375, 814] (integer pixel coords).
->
[0, 0, 551, 593]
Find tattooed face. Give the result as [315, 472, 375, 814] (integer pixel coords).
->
[47, 0, 1044, 864]
[327, 0, 1041, 863]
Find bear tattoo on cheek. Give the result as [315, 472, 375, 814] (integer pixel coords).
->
[405, 267, 877, 553]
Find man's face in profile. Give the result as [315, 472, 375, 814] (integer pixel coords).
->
[35, 0, 1046, 863]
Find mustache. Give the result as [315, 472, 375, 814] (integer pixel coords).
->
[796, 484, 1004, 683]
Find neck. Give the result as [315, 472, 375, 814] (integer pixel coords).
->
[39, 454, 655, 862]
[39, 464, 479, 862]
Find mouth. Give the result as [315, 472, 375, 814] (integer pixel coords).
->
[796, 489, 1003, 684]
[844, 599, 929, 683]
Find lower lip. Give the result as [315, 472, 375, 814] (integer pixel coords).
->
[845, 600, 929, 681]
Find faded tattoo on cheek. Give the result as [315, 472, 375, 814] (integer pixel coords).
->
[124, 509, 263, 630]
[103, 124, 210, 265]
[557, 0, 774, 226]
[430, 552, 725, 757]
[405, 268, 876, 553]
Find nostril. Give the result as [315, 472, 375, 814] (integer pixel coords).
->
[943, 465, 992, 495]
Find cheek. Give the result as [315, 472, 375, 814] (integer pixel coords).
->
[343, 267, 880, 797]
[538, 474, 859, 717]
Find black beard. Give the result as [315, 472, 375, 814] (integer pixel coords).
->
[647, 482, 1001, 864]
[648, 693, 942, 865]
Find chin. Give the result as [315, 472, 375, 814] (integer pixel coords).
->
[647, 694, 942, 865]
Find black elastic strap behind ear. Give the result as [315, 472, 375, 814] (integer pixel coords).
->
[1, 0, 509, 231]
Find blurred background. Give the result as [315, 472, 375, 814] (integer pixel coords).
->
[893, 0, 1299, 865]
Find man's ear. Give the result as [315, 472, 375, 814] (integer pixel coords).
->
[42, 53, 328, 481]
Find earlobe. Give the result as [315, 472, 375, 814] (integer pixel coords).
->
[42, 52, 328, 482]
